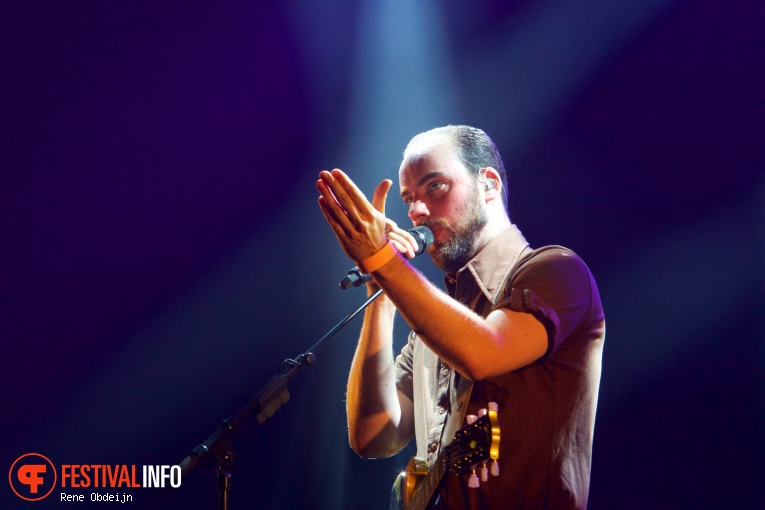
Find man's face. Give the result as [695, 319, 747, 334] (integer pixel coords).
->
[398, 136, 487, 273]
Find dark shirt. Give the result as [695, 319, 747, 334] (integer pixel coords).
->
[395, 224, 605, 509]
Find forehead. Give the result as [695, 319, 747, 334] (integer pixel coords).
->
[398, 135, 467, 187]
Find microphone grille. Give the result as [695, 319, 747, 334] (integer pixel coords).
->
[410, 226, 434, 255]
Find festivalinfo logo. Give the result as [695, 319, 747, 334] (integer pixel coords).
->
[8, 452, 182, 503]
[9, 453, 57, 502]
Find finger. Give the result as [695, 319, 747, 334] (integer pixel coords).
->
[384, 219, 418, 258]
[330, 169, 390, 226]
[386, 231, 416, 258]
[319, 170, 361, 223]
[317, 195, 347, 236]
[371, 179, 393, 214]
[389, 239, 414, 259]
[324, 169, 366, 222]
[318, 196, 359, 257]
[317, 171, 345, 209]
[317, 179, 354, 236]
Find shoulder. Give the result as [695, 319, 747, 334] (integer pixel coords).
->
[505, 245, 601, 326]
[499, 245, 603, 356]
[513, 246, 592, 286]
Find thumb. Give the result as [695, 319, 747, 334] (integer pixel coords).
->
[371, 179, 392, 214]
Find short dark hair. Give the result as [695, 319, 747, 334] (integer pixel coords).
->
[410, 125, 509, 208]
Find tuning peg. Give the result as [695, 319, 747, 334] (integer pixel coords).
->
[490, 459, 500, 477]
[480, 461, 489, 482]
[488, 402, 498, 412]
[466, 414, 477, 425]
[478, 408, 487, 417]
[468, 467, 480, 488]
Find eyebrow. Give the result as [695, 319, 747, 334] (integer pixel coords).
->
[399, 171, 447, 198]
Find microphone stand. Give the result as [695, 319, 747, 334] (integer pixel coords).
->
[178, 288, 384, 510]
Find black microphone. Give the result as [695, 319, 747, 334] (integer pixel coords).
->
[339, 225, 434, 290]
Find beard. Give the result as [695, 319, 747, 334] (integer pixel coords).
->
[421, 190, 488, 274]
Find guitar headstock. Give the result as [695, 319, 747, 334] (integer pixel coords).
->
[391, 403, 501, 509]
[442, 402, 500, 478]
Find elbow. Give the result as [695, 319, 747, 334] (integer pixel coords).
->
[349, 439, 381, 459]
[458, 361, 492, 382]
[348, 434, 372, 458]
[461, 369, 485, 382]
[349, 436, 396, 459]
[458, 358, 511, 382]
[348, 425, 402, 459]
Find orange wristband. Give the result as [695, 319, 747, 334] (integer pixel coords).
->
[358, 242, 398, 274]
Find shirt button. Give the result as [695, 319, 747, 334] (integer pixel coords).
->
[429, 442, 438, 453]
[459, 298, 466, 304]
[438, 406, 446, 415]
[441, 367, 449, 376]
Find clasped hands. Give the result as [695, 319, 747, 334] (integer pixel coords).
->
[316, 169, 419, 267]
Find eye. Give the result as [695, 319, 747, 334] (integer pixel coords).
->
[427, 181, 444, 192]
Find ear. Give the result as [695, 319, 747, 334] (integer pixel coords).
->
[480, 167, 502, 203]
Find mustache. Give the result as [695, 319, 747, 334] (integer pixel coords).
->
[418, 218, 454, 233]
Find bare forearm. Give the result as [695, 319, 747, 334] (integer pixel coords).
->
[370, 254, 545, 381]
[369, 257, 489, 378]
[346, 294, 409, 457]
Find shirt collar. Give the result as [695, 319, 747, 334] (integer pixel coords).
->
[445, 224, 530, 303]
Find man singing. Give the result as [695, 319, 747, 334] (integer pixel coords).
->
[317, 125, 604, 509]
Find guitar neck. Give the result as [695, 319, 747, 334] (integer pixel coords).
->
[406, 457, 446, 510]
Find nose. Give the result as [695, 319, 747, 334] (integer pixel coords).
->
[407, 199, 430, 222]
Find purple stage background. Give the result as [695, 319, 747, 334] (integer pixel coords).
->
[1, 1, 762, 509]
